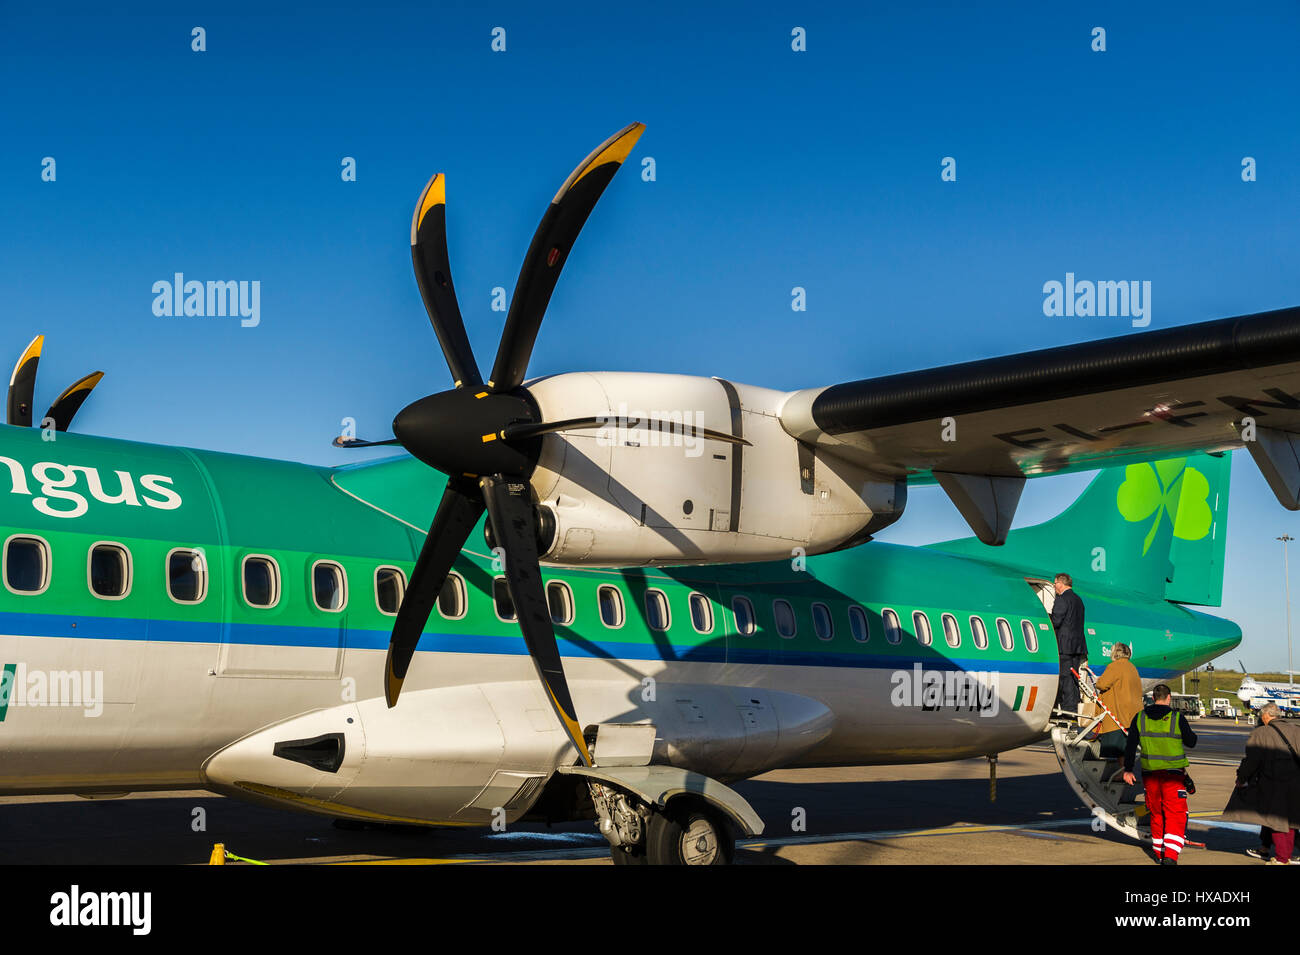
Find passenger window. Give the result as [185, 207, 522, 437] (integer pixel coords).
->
[996, 617, 1015, 651]
[774, 599, 797, 638]
[732, 596, 756, 636]
[970, 616, 989, 650]
[437, 572, 466, 619]
[812, 602, 833, 641]
[941, 613, 961, 648]
[848, 605, 869, 643]
[493, 577, 516, 622]
[912, 611, 932, 647]
[1021, 620, 1039, 652]
[548, 580, 574, 625]
[689, 592, 714, 634]
[598, 585, 625, 628]
[312, 561, 346, 612]
[242, 555, 280, 608]
[882, 608, 902, 645]
[5, 535, 50, 594]
[645, 589, 670, 631]
[89, 543, 130, 599]
[168, 548, 207, 604]
[375, 566, 406, 616]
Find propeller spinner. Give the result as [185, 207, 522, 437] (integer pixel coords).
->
[375, 122, 646, 767]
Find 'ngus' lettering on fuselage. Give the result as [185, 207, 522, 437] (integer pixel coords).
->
[0, 456, 181, 519]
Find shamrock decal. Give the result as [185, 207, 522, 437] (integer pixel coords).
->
[1116, 458, 1213, 555]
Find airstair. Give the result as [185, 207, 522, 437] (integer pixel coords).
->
[1048, 666, 1147, 842]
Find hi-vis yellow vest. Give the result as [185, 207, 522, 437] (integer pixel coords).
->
[1138, 710, 1189, 771]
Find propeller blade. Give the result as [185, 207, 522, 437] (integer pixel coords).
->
[332, 436, 400, 449]
[384, 475, 486, 707]
[411, 173, 482, 389]
[499, 415, 750, 447]
[481, 474, 593, 767]
[487, 122, 644, 393]
[42, 371, 104, 432]
[7, 334, 43, 427]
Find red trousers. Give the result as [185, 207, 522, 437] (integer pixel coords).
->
[1145, 770, 1189, 859]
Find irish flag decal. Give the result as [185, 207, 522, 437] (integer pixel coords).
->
[1012, 685, 1039, 712]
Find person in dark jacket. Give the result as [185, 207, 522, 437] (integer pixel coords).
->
[1050, 573, 1087, 714]
[1122, 684, 1197, 864]
[1222, 701, 1300, 864]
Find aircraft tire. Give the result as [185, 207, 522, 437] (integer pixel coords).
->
[644, 800, 735, 866]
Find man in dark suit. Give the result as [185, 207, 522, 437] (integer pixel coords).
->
[1050, 572, 1087, 715]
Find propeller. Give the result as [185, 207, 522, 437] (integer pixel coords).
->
[373, 121, 651, 769]
[6, 335, 104, 431]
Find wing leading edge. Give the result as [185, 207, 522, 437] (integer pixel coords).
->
[778, 305, 1300, 541]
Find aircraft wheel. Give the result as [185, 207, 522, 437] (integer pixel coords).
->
[645, 800, 734, 866]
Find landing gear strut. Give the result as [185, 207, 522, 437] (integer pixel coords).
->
[591, 780, 737, 866]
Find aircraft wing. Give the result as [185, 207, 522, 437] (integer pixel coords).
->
[779, 305, 1300, 542]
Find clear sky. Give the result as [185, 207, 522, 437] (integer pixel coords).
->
[2, 2, 1298, 668]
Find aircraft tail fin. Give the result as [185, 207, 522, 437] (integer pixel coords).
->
[931, 452, 1232, 605]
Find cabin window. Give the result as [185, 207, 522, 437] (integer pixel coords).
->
[167, 548, 207, 604]
[812, 602, 834, 641]
[970, 616, 989, 650]
[242, 555, 280, 608]
[774, 599, 797, 639]
[996, 617, 1015, 651]
[882, 608, 902, 645]
[1021, 619, 1039, 653]
[375, 566, 406, 616]
[547, 581, 574, 625]
[941, 612, 961, 649]
[89, 542, 131, 599]
[689, 592, 714, 634]
[912, 611, 932, 647]
[848, 605, 870, 643]
[5, 535, 50, 595]
[437, 572, 466, 620]
[645, 589, 671, 631]
[493, 577, 516, 622]
[732, 596, 756, 636]
[598, 585, 625, 628]
[312, 561, 347, 612]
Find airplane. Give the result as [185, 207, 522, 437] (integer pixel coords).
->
[2, 121, 1299, 864]
[1236, 662, 1300, 715]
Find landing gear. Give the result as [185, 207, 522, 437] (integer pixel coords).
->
[591, 780, 737, 865]
[644, 801, 734, 866]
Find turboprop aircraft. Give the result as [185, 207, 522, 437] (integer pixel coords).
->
[1, 122, 1298, 864]
[1236, 664, 1300, 715]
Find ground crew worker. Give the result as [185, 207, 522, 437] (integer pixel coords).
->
[1094, 643, 1142, 758]
[1050, 573, 1087, 715]
[1122, 683, 1197, 864]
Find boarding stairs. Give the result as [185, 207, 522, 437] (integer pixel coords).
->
[1048, 665, 1147, 842]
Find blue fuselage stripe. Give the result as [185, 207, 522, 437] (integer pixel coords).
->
[0, 609, 1182, 676]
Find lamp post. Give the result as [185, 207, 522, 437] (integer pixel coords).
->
[1280, 534, 1295, 686]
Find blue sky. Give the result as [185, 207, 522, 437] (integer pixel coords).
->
[2, 1, 1298, 669]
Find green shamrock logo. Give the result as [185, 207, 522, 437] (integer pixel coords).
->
[1116, 458, 1213, 555]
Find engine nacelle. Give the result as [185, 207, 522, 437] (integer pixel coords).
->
[526, 372, 904, 566]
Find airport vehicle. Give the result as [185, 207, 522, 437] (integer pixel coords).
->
[1170, 693, 1205, 718]
[3, 123, 1298, 863]
[1209, 697, 1240, 719]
